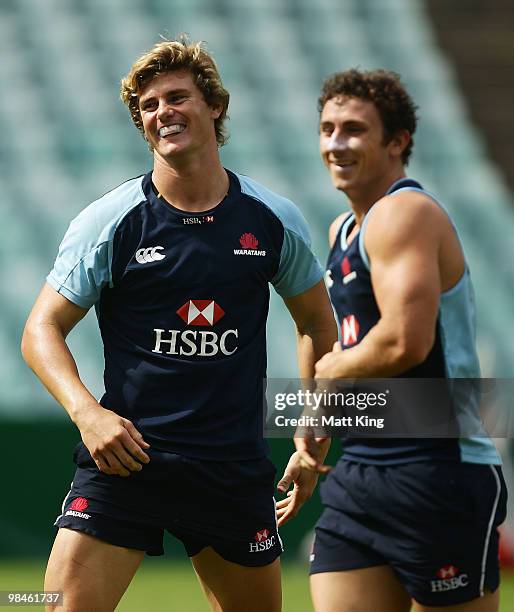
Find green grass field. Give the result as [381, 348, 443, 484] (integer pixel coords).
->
[0, 560, 513, 611]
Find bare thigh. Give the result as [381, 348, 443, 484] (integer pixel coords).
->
[310, 565, 412, 612]
[191, 546, 281, 612]
[44, 528, 145, 612]
[412, 588, 499, 612]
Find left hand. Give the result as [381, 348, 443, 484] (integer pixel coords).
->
[314, 341, 343, 380]
[275, 452, 321, 526]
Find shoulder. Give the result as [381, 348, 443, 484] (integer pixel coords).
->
[366, 189, 449, 249]
[329, 212, 351, 248]
[71, 176, 146, 239]
[234, 172, 311, 241]
[47, 176, 147, 308]
[53, 175, 146, 272]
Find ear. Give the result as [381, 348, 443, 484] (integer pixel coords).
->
[389, 129, 410, 159]
[210, 104, 223, 120]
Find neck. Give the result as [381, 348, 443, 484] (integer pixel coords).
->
[152, 151, 229, 213]
[347, 169, 406, 226]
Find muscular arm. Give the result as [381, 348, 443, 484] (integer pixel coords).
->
[315, 191, 448, 380]
[21, 283, 150, 476]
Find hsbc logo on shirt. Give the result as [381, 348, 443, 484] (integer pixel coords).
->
[183, 215, 214, 225]
[152, 300, 238, 357]
[176, 300, 225, 326]
[341, 315, 360, 346]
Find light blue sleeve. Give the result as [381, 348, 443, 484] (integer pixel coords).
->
[46, 207, 113, 309]
[236, 173, 324, 298]
[272, 221, 324, 298]
[46, 177, 145, 309]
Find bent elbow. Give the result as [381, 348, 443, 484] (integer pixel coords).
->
[21, 320, 41, 367]
[394, 335, 434, 371]
[20, 323, 33, 364]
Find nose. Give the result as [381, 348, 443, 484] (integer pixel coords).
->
[157, 99, 174, 121]
[324, 130, 347, 154]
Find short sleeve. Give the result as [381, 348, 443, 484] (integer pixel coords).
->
[46, 210, 112, 309]
[46, 176, 145, 308]
[271, 222, 324, 298]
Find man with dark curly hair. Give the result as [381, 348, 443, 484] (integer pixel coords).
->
[278, 69, 507, 611]
[21, 38, 336, 611]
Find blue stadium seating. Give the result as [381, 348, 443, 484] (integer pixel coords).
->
[2, 0, 514, 414]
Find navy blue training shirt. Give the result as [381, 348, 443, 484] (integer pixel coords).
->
[48, 169, 324, 460]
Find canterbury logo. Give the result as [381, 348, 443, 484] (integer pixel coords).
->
[135, 246, 165, 264]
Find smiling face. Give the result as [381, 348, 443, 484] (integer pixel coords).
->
[320, 96, 407, 203]
[139, 70, 222, 164]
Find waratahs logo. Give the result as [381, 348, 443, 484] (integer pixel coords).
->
[70, 497, 89, 512]
[65, 497, 91, 520]
[234, 232, 266, 256]
[240, 233, 259, 249]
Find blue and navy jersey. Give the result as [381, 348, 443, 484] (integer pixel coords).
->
[47, 169, 323, 460]
[326, 178, 500, 465]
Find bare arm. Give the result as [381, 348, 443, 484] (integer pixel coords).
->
[276, 280, 337, 524]
[283, 279, 338, 378]
[21, 283, 150, 476]
[22, 284, 96, 415]
[315, 191, 446, 380]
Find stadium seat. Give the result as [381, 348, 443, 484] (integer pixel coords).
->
[1, 0, 514, 414]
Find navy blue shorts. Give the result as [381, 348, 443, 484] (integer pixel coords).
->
[55, 444, 282, 567]
[310, 460, 507, 607]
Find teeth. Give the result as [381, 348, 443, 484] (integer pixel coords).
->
[159, 124, 185, 137]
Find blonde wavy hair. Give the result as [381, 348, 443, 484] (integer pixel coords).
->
[120, 37, 230, 146]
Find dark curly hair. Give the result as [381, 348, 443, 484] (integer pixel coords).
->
[318, 69, 418, 165]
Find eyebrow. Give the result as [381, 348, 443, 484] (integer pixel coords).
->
[320, 118, 368, 127]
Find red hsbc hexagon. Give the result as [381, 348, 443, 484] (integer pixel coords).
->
[436, 565, 459, 579]
[341, 315, 360, 346]
[176, 300, 225, 326]
[254, 529, 270, 542]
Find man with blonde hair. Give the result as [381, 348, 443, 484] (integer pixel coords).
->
[22, 38, 336, 611]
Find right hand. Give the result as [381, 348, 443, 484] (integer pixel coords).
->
[276, 452, 320, 526]
[275, 435, 332, 526]
[293, 435, 332, 474]
[76, 405, 151, 476]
